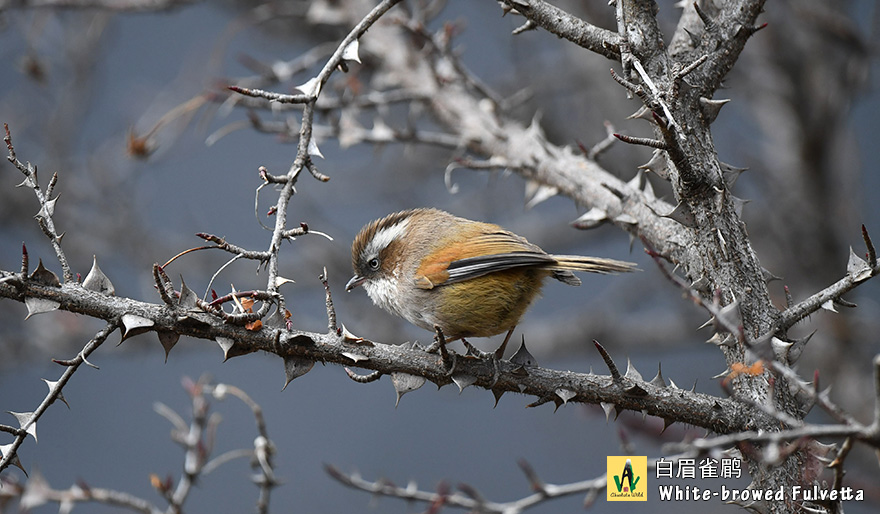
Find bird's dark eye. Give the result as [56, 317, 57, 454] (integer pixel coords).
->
[368, 257, 380, 271]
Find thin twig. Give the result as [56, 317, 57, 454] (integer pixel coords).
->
[227, 85, 310, 104]
[4, 124, 73, 283]
[777, 269, 878, 332]
[497, 0, 622, 60]
[261, 0, 405, 300]
[0, 322, 118, 474]
[326, 463, 607, 514]
[674, 54, 709, 80]
[320, 267, 338, 334]
[613, 133, 669, 149]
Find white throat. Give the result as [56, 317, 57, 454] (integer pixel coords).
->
[363, 276, 403, 317]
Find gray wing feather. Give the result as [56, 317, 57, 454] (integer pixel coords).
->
[443, 252, 555, 284]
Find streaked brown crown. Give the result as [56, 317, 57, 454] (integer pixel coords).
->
[351, 209, 424, 270]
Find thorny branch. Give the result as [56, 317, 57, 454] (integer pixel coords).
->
[325, 452, 720, 513]
[326, 461, 608, 514]
[497, 0, 623, 61]
[0, 473, 163, 514]
[1, 377, 276, 514]
[3, 263, 879, 463]
[0, 322, 117, 474]
[777, 253, 880, 332]
[258, 0, 403, 303]
[0, 269, 777, 434]
[5, 124, 73, 283]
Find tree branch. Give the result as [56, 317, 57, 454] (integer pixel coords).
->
[0, 276, 772, 435]
[497, 0, 622, 60]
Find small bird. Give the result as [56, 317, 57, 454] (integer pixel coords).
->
[346, 208, 637, 355]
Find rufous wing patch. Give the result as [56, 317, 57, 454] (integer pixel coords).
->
[413, 275, 437, 289]
[414, 258, 448, 289]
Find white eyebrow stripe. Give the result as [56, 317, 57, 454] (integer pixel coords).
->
[366, 217, 410, 257]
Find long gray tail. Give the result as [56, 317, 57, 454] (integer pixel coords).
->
[550, 255, 639, 285]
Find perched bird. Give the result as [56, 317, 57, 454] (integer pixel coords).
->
[346, 208, 637, 355]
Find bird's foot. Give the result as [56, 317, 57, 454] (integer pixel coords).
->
[427, 325, 457, 371]
[461, 338, 493, 359]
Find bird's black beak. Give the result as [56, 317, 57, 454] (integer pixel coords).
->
[345, 275, 366, 292]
